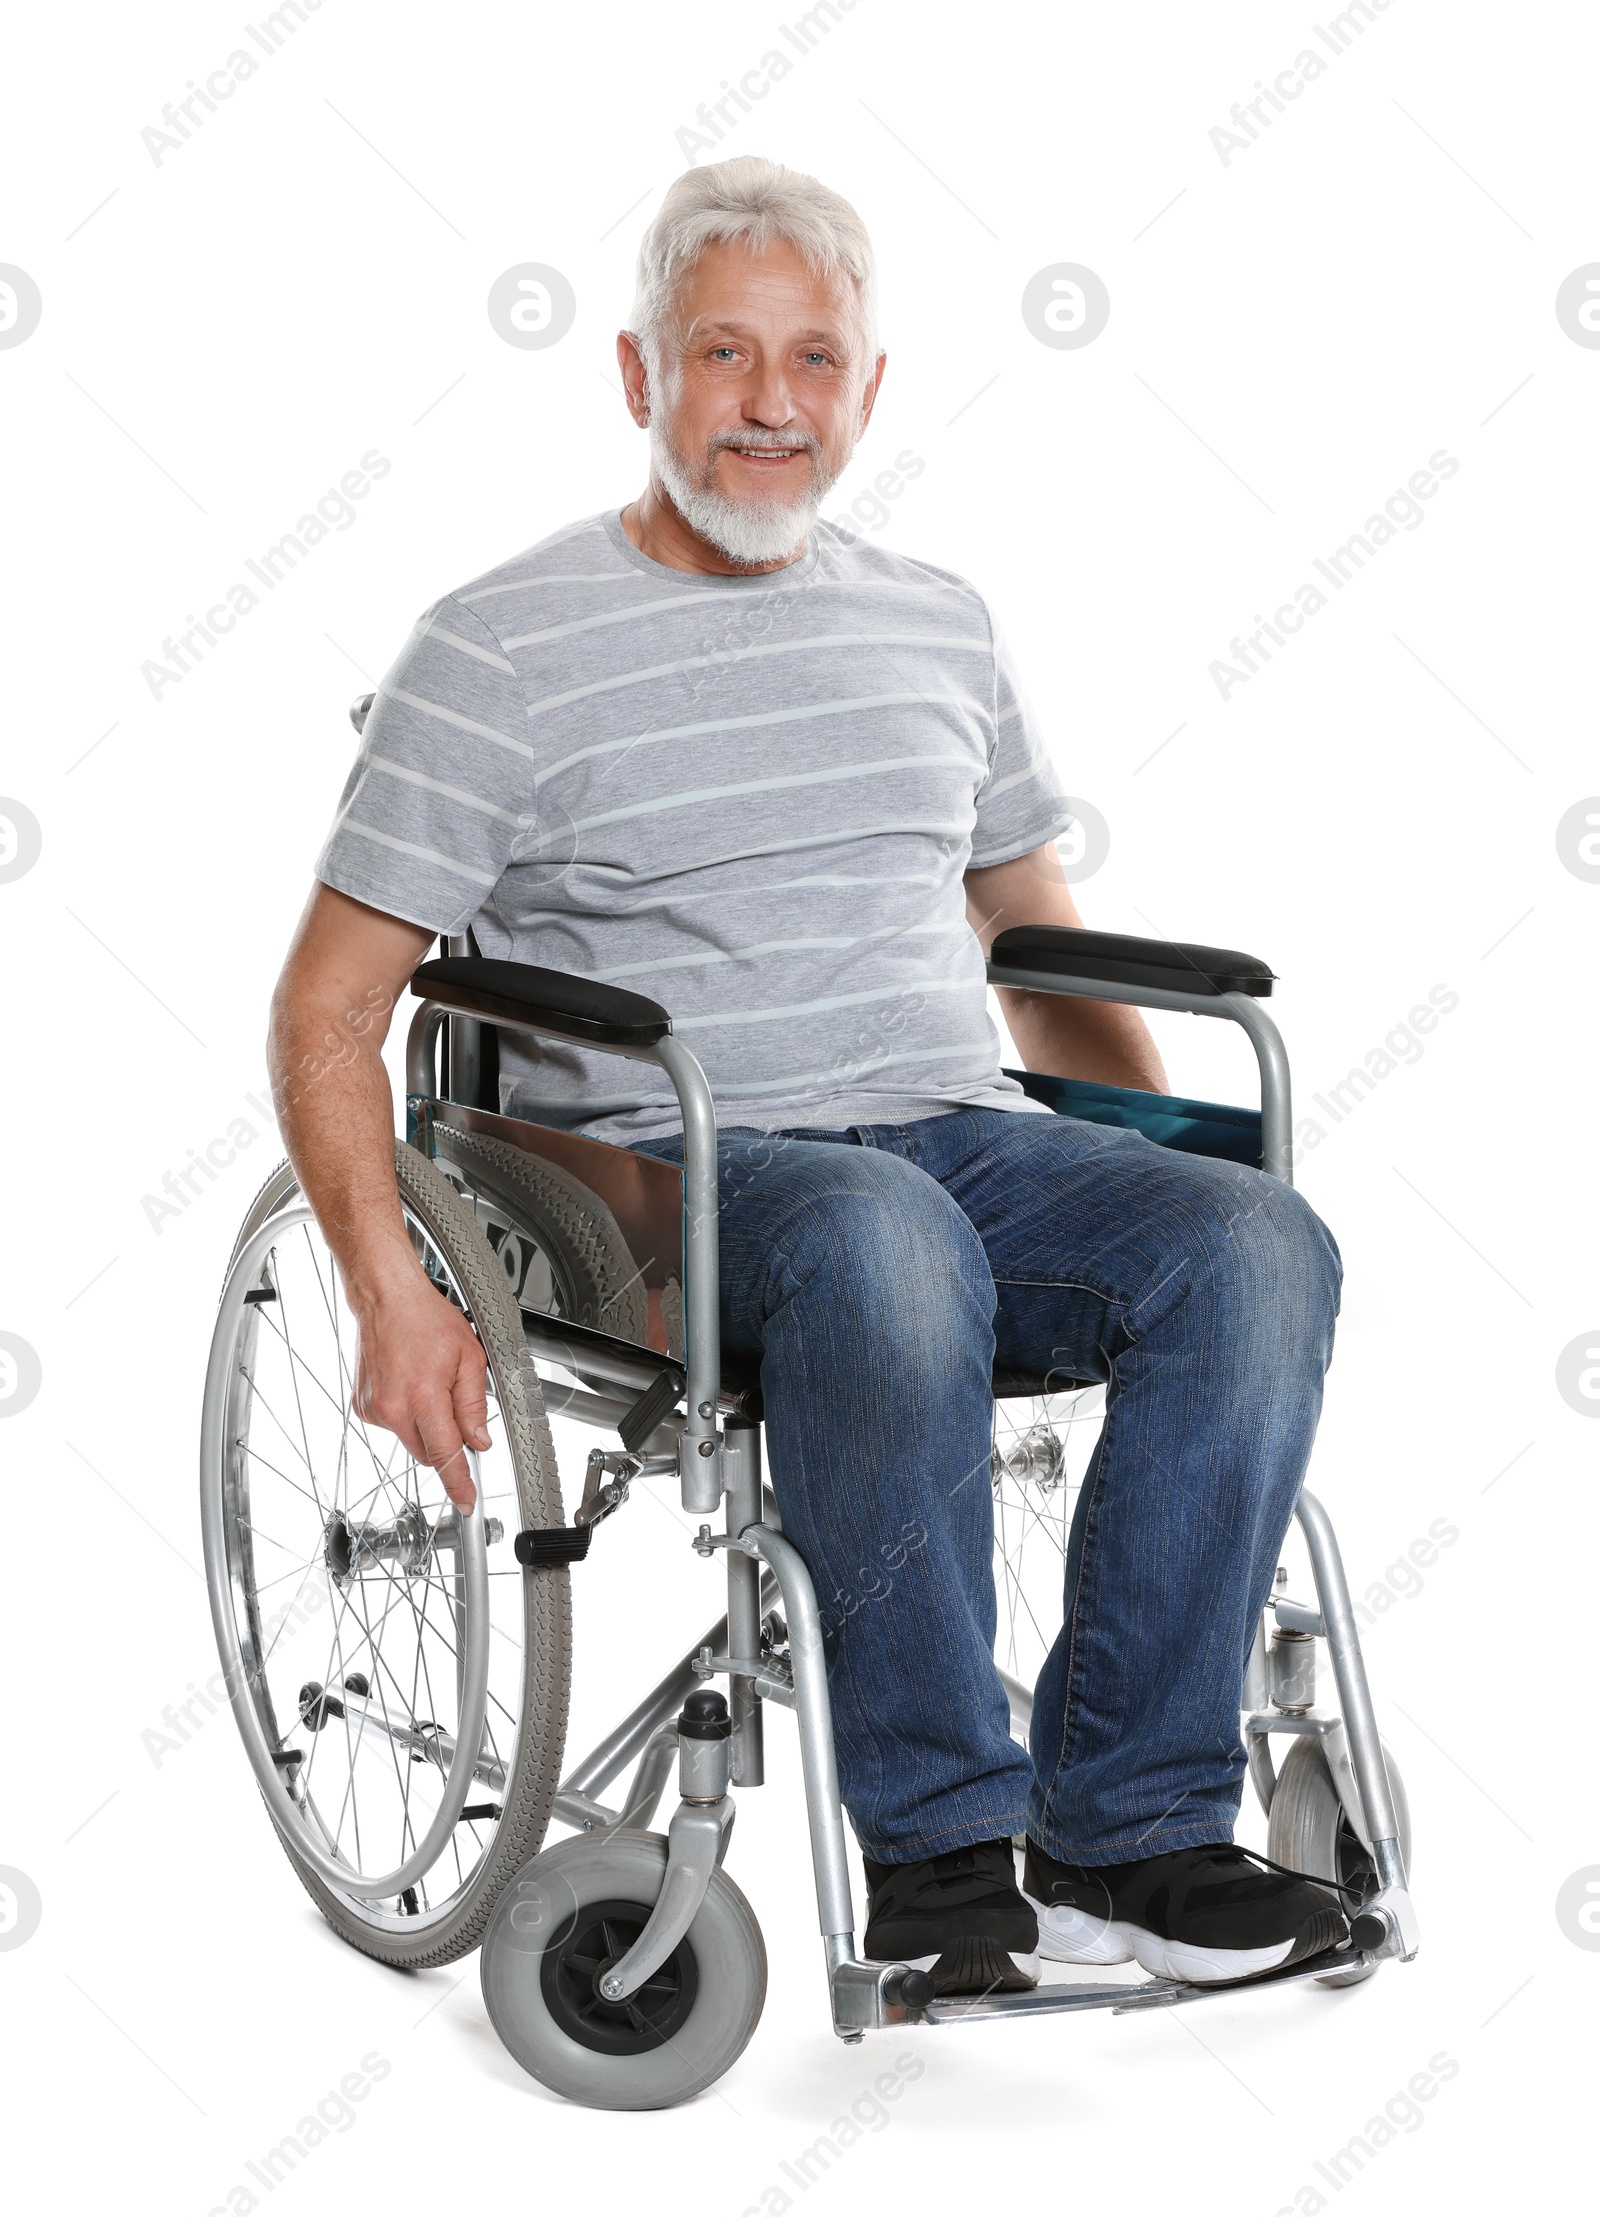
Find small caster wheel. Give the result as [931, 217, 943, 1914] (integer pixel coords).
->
[480, 1830, 766, 2109]
[297, 1681, 342, 1731]
[1267, 1735, 1412, 1987]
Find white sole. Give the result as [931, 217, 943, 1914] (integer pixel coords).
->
[1023, 1890, 1297, 1983]
[1129, 1932, 1295, 1984]
[1022, 1891, 1137, 1967]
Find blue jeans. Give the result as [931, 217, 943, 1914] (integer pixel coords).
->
[634, 1108, 1341, 1866]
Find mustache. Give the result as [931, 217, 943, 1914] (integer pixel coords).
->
[706, 428, 822, 458]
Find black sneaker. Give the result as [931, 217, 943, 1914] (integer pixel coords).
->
[863, 1840, 1040, 1996]
[1022, 1840, 1349, 1985]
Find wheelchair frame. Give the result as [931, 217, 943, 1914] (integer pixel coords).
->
[403, 942, 1420, 2040]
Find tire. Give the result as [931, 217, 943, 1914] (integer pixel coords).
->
[480, 1832, 766, 2109]
[203, 1142, 571, 1970]
[430, 1126, 650, 1344]
[1267, 1735, 1412, 1987]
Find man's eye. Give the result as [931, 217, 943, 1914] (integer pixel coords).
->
[802, 352, 830, 367]
[710, 346, 739, 361]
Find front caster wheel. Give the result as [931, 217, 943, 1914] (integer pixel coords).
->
[480, 1831, 766, 2109]
[1266, 1735, 1412, 1987]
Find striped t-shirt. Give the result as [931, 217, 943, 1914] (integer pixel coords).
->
[315, 509, 1074, 1146]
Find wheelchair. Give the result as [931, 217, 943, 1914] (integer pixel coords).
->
[200, 711, 1419, 2111]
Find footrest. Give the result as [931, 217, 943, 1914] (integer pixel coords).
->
[513, 1527, 592, 1566]
[918, 1943, 1373, 2024]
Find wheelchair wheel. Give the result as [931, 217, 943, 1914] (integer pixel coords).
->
[989, 1386, 1105, 1691]
[480, 1831, 766, 2109]
[429, 1126, 649, 1343]
[1267, 1735, 1412, 1986]
[200, 1142, 570, 1968]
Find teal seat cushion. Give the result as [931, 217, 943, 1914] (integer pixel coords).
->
[1002, 1069, 1262, 1167]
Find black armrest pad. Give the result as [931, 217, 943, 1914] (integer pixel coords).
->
[410, 957, 671, 1046]
[989, 926, 1275, 999]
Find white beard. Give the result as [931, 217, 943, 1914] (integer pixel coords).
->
[650, 423, 843, 568]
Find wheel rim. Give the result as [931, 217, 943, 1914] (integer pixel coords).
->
[990, 1386, 1105, 1693]
[201, 1197, 522, 1926]
[540, 1899, 699, 2054]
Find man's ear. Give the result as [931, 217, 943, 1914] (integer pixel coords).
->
[857, 349, 888, 439]
[617, 330, 652, 427]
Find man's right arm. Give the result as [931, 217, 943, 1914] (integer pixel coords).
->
[266, 881, 490, 1510]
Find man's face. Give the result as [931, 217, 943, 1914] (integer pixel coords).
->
[637, 237, 883, 565]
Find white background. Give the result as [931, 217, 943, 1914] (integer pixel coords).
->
[1, 0, 1593, 2209]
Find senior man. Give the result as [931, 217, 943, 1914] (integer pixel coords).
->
[272, 156, 1347, 1997]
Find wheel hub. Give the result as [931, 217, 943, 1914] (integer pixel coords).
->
[539, 1900, 699, 2055]
[323, 1503, 432, 1588]
[992, 1420, 1068, 1494]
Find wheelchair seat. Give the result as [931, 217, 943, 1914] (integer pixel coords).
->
[514, 1250, 1094, 1429]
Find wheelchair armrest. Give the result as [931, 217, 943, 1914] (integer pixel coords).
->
[410, 956, 671, 1048]
[989, 926, 1275, 1000]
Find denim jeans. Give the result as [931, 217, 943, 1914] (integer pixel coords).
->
[634, 1107, 1341, 1866]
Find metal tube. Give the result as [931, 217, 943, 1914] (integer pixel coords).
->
[615, 1725, 680, 1831]
[439, 936, 482, 1108]
[743, 1528, 855, 1945]
[985, 966, 1252, 1018]
[556, 1616, 734, 1805]
[555, 1576, 777, 1804]
[1219, 990, 1293, 1184]
[723, 1420, 765, 1787]
[1294, 1486, 1404, 1866]
[984, 965, 1295, 1185]
[406, 1001, 447, 1100]
[528, 1379, 677, 1445]
[434, 1505, 469, 1717]
[653, 1034, 722, 1499]
[325, 1688, 506, 1792]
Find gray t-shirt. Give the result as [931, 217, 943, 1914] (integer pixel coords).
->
[315, 509, 1074, 1146]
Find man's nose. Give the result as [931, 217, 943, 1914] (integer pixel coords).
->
[741, 357, 798, 428]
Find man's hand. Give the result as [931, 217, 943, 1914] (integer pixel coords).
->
[351, 1272, 491, 1513]
[964, 842, 1171, 1094]
[269, 883, 492, 1509]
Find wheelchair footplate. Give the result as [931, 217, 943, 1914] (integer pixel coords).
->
[843, 1940, 1380, 2035]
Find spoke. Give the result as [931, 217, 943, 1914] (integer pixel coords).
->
[258, 1562, 328, 1670]
[347, 1572, 422, 1872]
[232, 1513, 317, 1578]
[251, 1550, 331, 1601]
[991, 1395, 1100, 1680]
[301, 1538, 417, 1829]
[255, 1261, 400, 1502]
[239, 1368, 325, 1489]
[319, 1224, 416, 1530]
[267, 1248, 330, 1523]
[277, 1317, 400, 1502]
[235, 1429, 327, 1513]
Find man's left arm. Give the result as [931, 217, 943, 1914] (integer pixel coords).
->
[964, 843, 1170, 1093]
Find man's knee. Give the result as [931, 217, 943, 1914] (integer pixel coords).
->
[1230, 1175, 1341, 1342]
[758, 1150, 992, 1351]
[1163, 1167, 1342, 1343]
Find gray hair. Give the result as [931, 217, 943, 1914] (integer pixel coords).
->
[630, 156, 878, 374]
